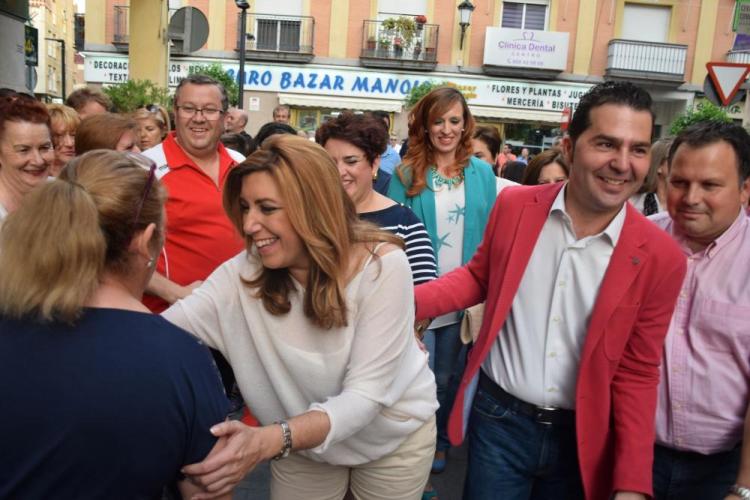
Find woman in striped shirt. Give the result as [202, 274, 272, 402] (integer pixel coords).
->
[316, 112, 437, 286]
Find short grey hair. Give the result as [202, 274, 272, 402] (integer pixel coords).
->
[173, 74, 229, 111]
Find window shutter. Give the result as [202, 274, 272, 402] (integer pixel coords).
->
[501, 2, 524, 29]
[525, 4, 547, 30]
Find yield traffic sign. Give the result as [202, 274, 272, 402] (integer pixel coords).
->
[706, 62, 750, 106]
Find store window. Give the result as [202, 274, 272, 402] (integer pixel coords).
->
[501, 0, 548, 30]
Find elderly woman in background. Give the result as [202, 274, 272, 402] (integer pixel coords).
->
[630, 137, 671, 216]
[388, 87, 514, 480]
[0, 95, 54, 224]
[521, 147, 569, 185]
[316, 111, 437, 286]
[75, 113, 141, 154]
[46, 103, 80, 176]
[164, 135, 438, 500]
[133, 104, 170, 152]
[471, 125, 502, 173]
[0, 150, 229, 499]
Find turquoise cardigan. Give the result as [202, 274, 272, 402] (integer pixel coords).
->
[388, 156, 497, 267]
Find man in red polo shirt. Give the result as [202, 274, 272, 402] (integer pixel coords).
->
[141, 74, 245, 313]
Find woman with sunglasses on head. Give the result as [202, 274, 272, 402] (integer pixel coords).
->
[0, 95, 55, 226]
[134, 104, 171, 152]
[0, 150, 230, 499]
[164, 135, 438, 500]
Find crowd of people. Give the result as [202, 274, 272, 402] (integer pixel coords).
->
[1, 75, 749, 500]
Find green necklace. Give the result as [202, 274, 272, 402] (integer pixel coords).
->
[431, 167, 464, 190]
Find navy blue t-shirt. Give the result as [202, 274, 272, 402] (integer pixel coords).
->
[0, 308, 230, 499]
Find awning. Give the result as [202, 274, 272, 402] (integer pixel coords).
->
[469, 105, 562, 124]
[279, 93, 403, 112]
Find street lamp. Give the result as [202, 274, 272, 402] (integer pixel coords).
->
[45, 37, 66, 99]
[235, 0, 250, 109]
[457, 0, 475, 50]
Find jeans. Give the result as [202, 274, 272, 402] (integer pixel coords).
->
[424, 322, 466, 452]
[464, 385, 584, 500]
[653, 443, 740, 500]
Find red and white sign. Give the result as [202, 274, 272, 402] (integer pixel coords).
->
[560, 107, 571, 131]
[706, 62, 750, 106]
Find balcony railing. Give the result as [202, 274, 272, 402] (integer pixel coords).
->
[360, 19, 439, 71]
[606, 39, 687, 83]
[113, 5, 129, 45]
[727, 50, 750, 64]
[236, 13, 314, 62]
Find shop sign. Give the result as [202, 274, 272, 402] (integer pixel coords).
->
[83, 53, 590, 113]
[483, 27, 569, 71]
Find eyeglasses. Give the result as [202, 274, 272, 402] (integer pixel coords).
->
[176, 105, 224, 120]
[128, 153, 158, 227]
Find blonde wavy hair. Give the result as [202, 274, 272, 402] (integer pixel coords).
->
[0, 150, 165, 322]
[223, 135, 402, 329]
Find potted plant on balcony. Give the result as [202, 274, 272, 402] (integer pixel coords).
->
[382, 17, 398, 36]
[415, 14, 427, 31]
[413, 40, 422, 60]
[367, 35, 377, 52]
[395, 16, 416, 49]
[393, 36, 404, 57]
[377, 36, 391, 57]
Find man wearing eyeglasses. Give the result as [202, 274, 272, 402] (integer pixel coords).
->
[141, 74, 245, 313]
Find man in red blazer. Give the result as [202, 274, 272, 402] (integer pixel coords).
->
[415, 82, 686, 500]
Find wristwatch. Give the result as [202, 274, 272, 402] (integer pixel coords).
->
[730, 484, 750, 499]
[272, 420, 292, 460]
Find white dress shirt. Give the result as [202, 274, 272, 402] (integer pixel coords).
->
[482, 185, 626, 409]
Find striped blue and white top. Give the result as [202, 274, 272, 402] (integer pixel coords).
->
[360, 204, 438, 285]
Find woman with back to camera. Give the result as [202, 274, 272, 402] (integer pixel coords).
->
[133, 104, 171, 152]
[0, 95, 55, 225]
[75, 112, 141, 154]
[163, 135, 438, 500]
[46, 103, 80, 176]
[521, 147, 570, 185]
[316, 111, 437, 287]
[387, 87, 515, 480]
[0, 150, 230, 499]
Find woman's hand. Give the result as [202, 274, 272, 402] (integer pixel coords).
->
[182, 421, 280, 500]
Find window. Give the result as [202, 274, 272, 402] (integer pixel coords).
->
[256, 18, 301, 51]
[377, 0, 427, 17]
[621, 4, 670, 43]
[501, 1, 547, 30]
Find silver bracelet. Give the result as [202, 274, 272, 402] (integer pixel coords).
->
[272, 420, 292, 460]
[730, 485, 750, 500]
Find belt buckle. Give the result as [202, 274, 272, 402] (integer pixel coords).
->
[535, 406, 559, 425]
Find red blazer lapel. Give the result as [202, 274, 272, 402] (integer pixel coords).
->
[580, 205, 648, 364]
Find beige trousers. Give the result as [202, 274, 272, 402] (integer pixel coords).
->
[269, 416, 436, 500]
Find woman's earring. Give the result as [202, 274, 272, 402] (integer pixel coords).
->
[147, 257, 155, 268]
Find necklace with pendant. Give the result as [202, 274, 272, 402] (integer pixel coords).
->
[431, 167, 464, 190]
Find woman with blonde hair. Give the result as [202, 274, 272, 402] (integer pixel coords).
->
[46, 103, 80, 176]
[133, 104, 170, 151]
[164, 134, 438, 500]
[0, 150, 229, 499]
[388, 87, 514, 479]
[75, 112, 141, 154]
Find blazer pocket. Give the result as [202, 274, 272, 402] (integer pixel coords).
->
[603, 305, 640, 361]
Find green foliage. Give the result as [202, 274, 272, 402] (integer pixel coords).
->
[669, 101, 732, 136]
[188, 63, 239, 107]
[403, 80, 452, 109]
[102, 79, 170, 113]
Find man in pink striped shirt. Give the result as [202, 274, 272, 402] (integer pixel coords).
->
[651, 120, 750, 500]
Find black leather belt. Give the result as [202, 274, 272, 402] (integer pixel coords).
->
[479, 371, 576, 426]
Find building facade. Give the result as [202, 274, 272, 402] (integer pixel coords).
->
[80, 0, 744, 145]
[29, 0, 79, 102]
